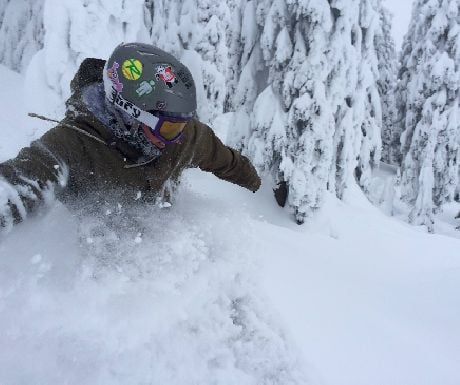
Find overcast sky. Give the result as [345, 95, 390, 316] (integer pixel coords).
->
[382, 0, 414, 50]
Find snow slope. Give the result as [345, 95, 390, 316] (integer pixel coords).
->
[1, 64, 460, 385]
[189, 170, 460, 385]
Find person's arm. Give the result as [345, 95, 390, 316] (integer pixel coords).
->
[191, 120, 261, 192]
[0, 128, 70, 231]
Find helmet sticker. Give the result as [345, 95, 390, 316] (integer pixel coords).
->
[155, 65, 178, 88]
[107, 86, 141, 118]
[177, 69, 194, 89]
[107, 62, 123, 92]
[136, 80, 156, 97]
[122, 59, 143, 80]
[107, 86, 158, 127]
[156, 101, 167, 110]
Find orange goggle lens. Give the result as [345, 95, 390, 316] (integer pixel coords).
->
[159, 121, 187, 140]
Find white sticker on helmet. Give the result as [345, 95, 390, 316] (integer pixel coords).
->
[106, 86, 159, 128]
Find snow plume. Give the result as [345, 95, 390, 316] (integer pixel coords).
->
[233, 0, 384, 223]
[397, 0, 460, 231]
[0, 161, 68, 233]
[0, 192, 306, 385]
[0, 0, 44, 72]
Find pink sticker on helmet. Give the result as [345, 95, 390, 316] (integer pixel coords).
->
[107, 62, 124, 92]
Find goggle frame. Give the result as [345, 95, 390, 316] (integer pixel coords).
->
[148, 114, 190, 145]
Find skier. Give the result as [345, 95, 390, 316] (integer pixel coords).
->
[0, 43, 261, 230]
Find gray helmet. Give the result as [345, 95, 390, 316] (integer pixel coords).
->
[103, 43, 196, 126]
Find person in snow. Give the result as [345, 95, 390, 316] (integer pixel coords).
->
[0, 43, 261, 230]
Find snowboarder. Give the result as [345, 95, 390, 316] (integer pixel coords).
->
[0, 43, 261, 230]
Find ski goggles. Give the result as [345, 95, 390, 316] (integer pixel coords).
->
[148, 113, 191, 145]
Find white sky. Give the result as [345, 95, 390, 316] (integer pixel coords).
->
[382, 0, 414, 50]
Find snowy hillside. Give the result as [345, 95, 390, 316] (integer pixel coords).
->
[1, 62, 460, 385]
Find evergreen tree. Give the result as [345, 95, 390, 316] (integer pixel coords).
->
[397, 0, 460, 231]
[176, 0, 234, 123]
[376, 5, 399, 165]
[238, 0, 385, 223]
[0, 0, 44, 72]
[354, 0, 383, 194]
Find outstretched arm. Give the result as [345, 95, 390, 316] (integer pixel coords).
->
[191, 121, 261, 192]
[0, 129, 69, 231]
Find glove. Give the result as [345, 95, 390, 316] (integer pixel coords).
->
[273, 181, 288, 207]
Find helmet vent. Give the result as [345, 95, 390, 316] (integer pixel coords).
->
[136, 50, 162, 57]
[123, 43, 141, 49]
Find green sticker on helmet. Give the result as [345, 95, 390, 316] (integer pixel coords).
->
[122, 59, 143, 80]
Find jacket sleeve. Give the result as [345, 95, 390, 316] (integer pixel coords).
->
[0, 128, 69, 231]
[191, 121, 261, 192]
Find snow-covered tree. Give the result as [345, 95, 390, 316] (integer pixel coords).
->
[225, 0, 269, 160]
[354, 0, 383, 194]
[0, 0, 44, 72]
[177, 0, 234, 122]
[235, 0, 384, 223]
[397, 0, 460, 230]
[376, 5, 399, 165]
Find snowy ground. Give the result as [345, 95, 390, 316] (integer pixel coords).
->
[1, 66, 460, 385]
[369, 162, 460, 240]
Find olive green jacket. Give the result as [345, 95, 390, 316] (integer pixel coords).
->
[0, 59, 260, 228]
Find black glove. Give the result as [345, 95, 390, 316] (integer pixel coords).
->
[273, 181, 288, 207]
